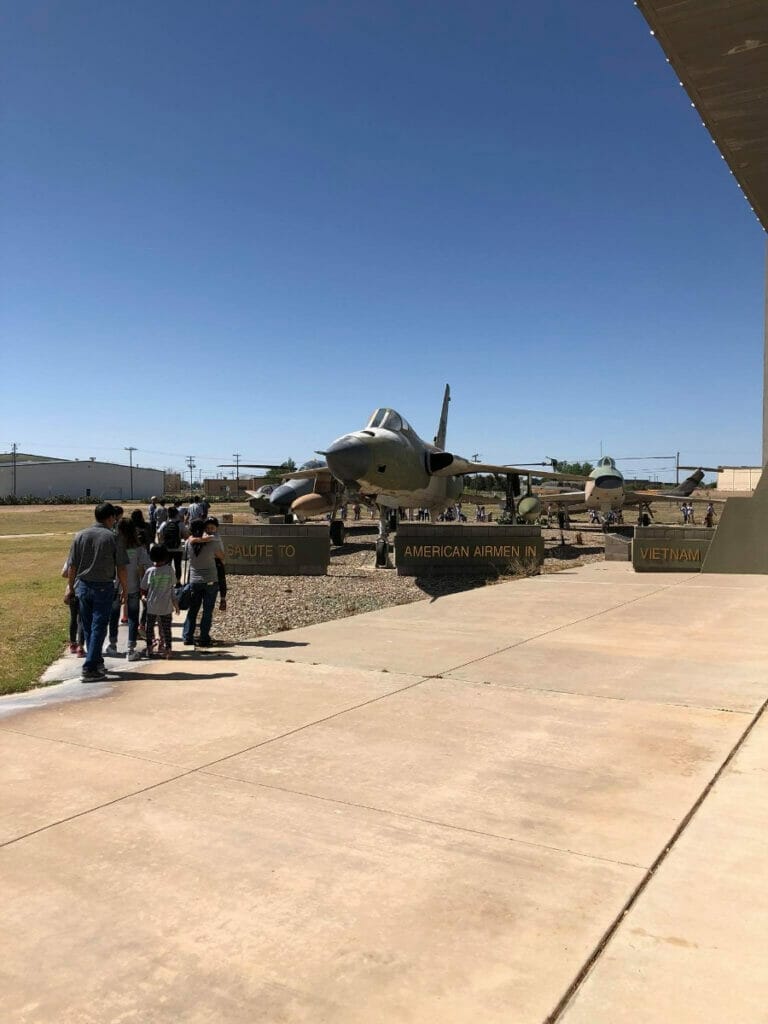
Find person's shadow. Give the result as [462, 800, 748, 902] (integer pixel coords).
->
[115, 670, 240, 681]
[234, 640, 310, 648]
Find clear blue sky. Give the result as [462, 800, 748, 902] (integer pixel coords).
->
[2, 1, 764, 484]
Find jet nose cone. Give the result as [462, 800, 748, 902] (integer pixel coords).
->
[269, 481, 299, 510]
[326, 436, 370, 483]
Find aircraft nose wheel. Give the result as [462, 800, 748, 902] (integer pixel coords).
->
[329, 520, 346, 546]
[375, 538, 388, 567]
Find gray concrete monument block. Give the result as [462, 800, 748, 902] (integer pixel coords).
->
[219, 524, 329, 576]
[633, 526, 713, 572]
[605, 532, 632, 561]
[396, 523, 543, 576]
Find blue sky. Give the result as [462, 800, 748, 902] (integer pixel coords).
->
[2, 1, 764, 485]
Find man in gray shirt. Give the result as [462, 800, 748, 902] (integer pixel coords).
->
[66, 502, 129, 681]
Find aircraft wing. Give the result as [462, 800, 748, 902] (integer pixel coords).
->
[281, 467, 334, 481]
[535, 489, 588, 506]
[627, 489, 725, 505]
[218, 463, 284, 470]
[431, 455, 587, 481]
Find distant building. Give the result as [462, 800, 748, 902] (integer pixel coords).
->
[164, 472, 183, 494]
[0, 452, 165, 501]
[203, 475, 267, 498]
[716, 466, 763, 493]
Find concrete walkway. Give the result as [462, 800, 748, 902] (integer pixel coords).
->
[1, 563, 766, 1023]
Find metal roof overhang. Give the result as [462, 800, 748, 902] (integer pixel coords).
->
[636, 0, 768, 232]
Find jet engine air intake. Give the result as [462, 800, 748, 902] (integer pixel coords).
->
[517, 495, 541, 522]
[427, 451, 454, 474]
[594, 475, 623, 490]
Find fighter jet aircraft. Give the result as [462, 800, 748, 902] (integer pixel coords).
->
[216, 460, 319, 516]
[281, 385, 584, 562]
[537, 456, 716, 520]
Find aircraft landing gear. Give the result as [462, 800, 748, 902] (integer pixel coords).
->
[376, 507, 394, 568]
[329, 518, 346, 546]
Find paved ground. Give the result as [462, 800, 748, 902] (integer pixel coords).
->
[2, 562, 766, 1023]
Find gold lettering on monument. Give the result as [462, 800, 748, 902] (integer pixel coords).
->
[638, 547, 702, 562]
[402, 542, 539, 560]
[225, 542, 299, 560]
[403, 545, 471, 558]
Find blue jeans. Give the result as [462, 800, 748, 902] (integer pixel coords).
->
[75, 580, 114, 672]
[182, 581, 219, 644]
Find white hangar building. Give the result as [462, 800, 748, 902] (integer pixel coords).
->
[0, 453, 165, 502]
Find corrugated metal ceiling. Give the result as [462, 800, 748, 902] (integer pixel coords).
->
[637, 0, 768, 231]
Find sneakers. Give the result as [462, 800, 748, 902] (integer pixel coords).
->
[76, 645, 86, 657]
[81, 667, 107, 682]
[69, 642, 78, 654]
[120, 616, 128, 624]
[104, 643, 118, 656]
[126, 649, 142, 662]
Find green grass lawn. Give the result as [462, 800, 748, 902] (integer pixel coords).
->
[0, 534, 71, 694]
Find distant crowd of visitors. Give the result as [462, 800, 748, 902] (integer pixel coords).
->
[63, 496, 226, 682]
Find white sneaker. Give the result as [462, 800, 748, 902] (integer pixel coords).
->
[127, 649, 142, 662]
[104, 643, 119, 656]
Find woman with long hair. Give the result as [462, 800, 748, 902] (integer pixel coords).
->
[116, 517, 152, 660]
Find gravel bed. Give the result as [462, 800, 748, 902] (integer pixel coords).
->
[212, 524, 607, 644]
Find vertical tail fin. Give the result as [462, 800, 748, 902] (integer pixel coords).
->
[433, 384, 450, 449]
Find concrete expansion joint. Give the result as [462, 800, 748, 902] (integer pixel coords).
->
[443, 581, 689, 677]
[441, 679, 756, 715]
[544, 695, 768, 1024]
[193, 770, 646, 872]
[0, 676, 435, 853]
[0, 725, 182, 769]
[0, 765, 198, 852]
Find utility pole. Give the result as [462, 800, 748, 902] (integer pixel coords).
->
[186, 456, 196, 496]
[124, 446, 137, 499]
[676, 451, 680, 486]
[232, 452, 241, 497]
[11, 441, 18, 498]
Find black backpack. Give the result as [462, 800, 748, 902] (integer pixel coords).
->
[163, 519, 181, 549]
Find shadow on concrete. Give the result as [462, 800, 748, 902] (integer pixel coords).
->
[546, 543, 603, 561]
[111, 671, 240, 682]
[413, 576, 491, 603]
[235, 639, 310, 648]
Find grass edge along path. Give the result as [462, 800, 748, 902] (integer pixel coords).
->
[0, 535, 71, 695]
[0, 504, 249, 696]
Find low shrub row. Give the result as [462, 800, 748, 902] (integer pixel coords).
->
[0, 493, 244, 506]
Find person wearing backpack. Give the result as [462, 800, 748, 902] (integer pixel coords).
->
[157, 506, 188, 586]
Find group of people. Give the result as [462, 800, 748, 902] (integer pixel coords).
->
[680, 501, 717, 526]
[64, 496, 227, 682]
[680, 502, 697, 524]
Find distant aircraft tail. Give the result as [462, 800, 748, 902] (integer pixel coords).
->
[669, 469, 705, 497]
[434, 384, 450, 449]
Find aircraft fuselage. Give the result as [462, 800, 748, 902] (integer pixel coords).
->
[325, 424, 463, 512]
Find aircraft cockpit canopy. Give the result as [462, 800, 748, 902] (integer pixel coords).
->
[366, 408, 411, 433]
[597, 456, 616, 468]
